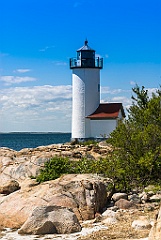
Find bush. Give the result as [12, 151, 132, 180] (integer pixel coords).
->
[80, 139, 98, 146]
[36, 156, 111, 183]
[36, 157, 72, 183]
[107, 85, 161, 191]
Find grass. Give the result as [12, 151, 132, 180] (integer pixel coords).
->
[77, 204, 159, 240]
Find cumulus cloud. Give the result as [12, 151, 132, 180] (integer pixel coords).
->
[100, 86, 133, 116]
[2, 84, 150, 131]
[111, 96, 131, 103]
[0, 76, 36, 85]
[0, 85, 72, 131]
[14, 69, 32, 73]
[101, 86, 130, 94]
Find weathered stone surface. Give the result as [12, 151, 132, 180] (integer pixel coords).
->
[112, 192, 128, 202]
[0, 143, 112, 183]
[149, 194, 161, 202]
[115, 199, 136, 209]
[0, 180, 20, 194]
[102, 209, 118, 225]
[132, 217, 152, 230]
[139, 192, 149, 203]
[0, 174, 113, 229]
[102, 216, 118, 225]
[18, 205, 81, 235]
[148, 204, 161, 240]
[102, 209, 117, 218]
[129, 194, 141, 204]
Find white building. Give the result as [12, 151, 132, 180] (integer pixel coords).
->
[70, 40, 125, 140]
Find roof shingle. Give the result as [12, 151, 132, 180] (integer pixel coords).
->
[87, 103, 125, 119]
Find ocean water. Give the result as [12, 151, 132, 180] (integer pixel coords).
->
[0, 132, 71, 151]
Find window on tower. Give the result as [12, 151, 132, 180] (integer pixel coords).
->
[98, 84, 100, 92]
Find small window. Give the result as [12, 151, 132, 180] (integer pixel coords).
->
[98, 84, 100, 92]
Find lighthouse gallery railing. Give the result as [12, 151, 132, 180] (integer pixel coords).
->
[70, 57, 103, 69]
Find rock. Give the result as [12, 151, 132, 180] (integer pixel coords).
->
[0, 174, 114, 228]
[101, 209, 118, 225]
[148, 190, 155, 197]
[150, 194, 161, 202]
[129, 194, 141, 204]
[112, 192, 128, 202]
[102, 209, 117, 218]
[102, 216, 118, 225]
[0, 180, 20, 194]
[0, 143, 112, 183]
[132, 217, 152, 230]
[115, 199, 136, 209]
[18, 205, 81, 235]
[149, 204, 161, 240]
[139, 192, 149, 203]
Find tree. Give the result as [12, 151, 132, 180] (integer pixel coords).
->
[108, 85, 161, 191]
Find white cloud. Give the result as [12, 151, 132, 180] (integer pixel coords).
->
[101, 86, 130, 94]
[111, 96, 131, 103]
[0, 76, 36, 85]
[3, 84, 156, 132]
[147, 87, 158, 96]
[14, 69, 31, 73]
[0, 85, 72, 131]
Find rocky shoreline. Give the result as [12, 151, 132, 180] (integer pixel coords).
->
[0, 142, 160, 239]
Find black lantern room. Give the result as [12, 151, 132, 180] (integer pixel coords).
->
[70, 40, 103, 69]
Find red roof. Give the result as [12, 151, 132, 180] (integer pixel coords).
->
[87, 103, 125, 119]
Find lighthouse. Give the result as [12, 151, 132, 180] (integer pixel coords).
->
[70, 40, 125, 140]
[70, 40, 103, 139]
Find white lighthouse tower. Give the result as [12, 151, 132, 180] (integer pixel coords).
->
[70, 40, 103, 139]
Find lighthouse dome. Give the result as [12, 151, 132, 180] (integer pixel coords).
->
[77, 40, 95, 51]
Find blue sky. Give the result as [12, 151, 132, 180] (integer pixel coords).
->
[0, 0, 161, 132]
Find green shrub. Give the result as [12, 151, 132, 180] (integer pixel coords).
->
[36, 157, 72, 183]
[36, 156, 111, 183]
[80, 139, 98, 146]
[107, 85, 161, 191]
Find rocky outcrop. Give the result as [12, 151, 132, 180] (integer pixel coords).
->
[18, 205, 81, 235]
[0, 144, 160, 239]
[0, 143, 112, 183]
[0, 174, 113, 229]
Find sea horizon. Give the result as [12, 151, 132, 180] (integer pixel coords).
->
[0, 132, 71, 151]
